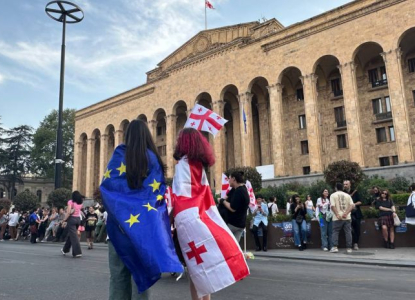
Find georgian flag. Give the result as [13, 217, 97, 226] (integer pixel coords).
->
[164, 186, 173, 215]
[172, 157, 249, 298]
[205, 0, 214, 9]
[221, 173, 231, 199]
[184, 104, 228, 137]
[245, 180, 257, 212]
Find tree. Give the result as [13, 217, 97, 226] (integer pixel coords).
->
[31, 109, 75, 189]
[0, 198, 11, 211]
[13, 190, 39, 212]
[323, 160, 366, 189]
[47, 188, 72, 208]
[225, 166, 262, 192]
[0, 125, 33, 200]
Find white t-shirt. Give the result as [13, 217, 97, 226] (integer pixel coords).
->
[286, 202, 291, 215]
[8, 212, 20, 226]
[267, 202, 279, 215]
[406, 192, 415, 225]
[316, 197, 330, 214]
[305, 200, 314, 210]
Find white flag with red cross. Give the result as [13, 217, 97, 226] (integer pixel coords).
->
[184, 104, 228, 136]
[245, 180, 257, 212]
[221, 173, 231, 198]
[172, 158, 249, 298]
[164, 186, 173, 215]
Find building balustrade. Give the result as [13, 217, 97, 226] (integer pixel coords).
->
[371, 78, 388, 88]
[376, 111, 392, 121]
[337, 120, 347, 128]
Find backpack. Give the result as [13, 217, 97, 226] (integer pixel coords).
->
[268, 203, 274, 216]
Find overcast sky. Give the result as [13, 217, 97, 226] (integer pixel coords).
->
[0, 0, 351, 129]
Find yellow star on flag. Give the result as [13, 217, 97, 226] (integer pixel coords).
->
[116, 162, 126, 176]
[156, 195, 164, 202]
[143, 202, 157, 212]
[125, 214, 140, 228]
[149, 179, 161, 193]
[103, 169, 112, 180]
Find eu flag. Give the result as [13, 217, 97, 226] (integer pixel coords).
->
[100, 145, 183, 293]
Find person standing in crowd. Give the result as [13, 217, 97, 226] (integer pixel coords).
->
[316, 189, 332, 251]
[371, 186, 381, 207]
[221, 171, 250, 242]
[85, 206, 98, 250]
[252, 195, 269, 251]
[343, 180, 363, 250]
[29, 208, 40, 244]
[53, 208, 66, 242]
[330, 182, 355, 253]
[61, 191, 84, 258]
[291, 194, 307, 251]
[286, 197, 292, 215]
[8, 208, 20, 241]
[406, 183, 415, 225]
[42, 207, 59, 242]
[16, 212, 29, 240]
[375, 190, 397, 249]
[305, 195, 315, 219]
[0, 208, 8, 241]
[267, 196, 279, 216]
[37, 208, 49, 242]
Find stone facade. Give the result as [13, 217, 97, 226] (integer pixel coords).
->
[0, 177, 54, 205]
[74, 0, 415, 196]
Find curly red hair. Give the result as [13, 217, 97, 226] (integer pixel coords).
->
[173, 128, 215, 167]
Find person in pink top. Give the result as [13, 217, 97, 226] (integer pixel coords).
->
[61, 191, 84, 258]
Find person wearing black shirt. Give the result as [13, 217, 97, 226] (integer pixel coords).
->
[343, 180, 362, 250]
[85, 206, 98, 250]
[375, 190, 397, 249]
[220, 171, 250, 242]
[290, 194, 307, 251]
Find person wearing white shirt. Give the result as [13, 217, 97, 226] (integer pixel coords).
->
[286, 198, 292, 215]
[305, 195, 315, 219]
[252, 195, 269, 252]
[267, 197, 279, 216]
[8, 208, 20, 240]
[316, 189, 332, 251]
[406, 183, 415, 225]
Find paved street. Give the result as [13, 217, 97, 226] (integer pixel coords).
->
[0, 241, 414, 300]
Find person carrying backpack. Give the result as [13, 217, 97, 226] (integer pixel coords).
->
[267, 197, 279, 216]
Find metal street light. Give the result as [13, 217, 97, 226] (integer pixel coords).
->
[45, 1, 84, 189]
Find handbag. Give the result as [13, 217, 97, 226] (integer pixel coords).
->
[326, 210, 333, 222]
[393, 214, 401, 227]
[295, 214, 304, 224]
[406, 194, 415, 218]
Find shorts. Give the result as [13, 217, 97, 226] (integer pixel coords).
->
[85, 230, 94, 239]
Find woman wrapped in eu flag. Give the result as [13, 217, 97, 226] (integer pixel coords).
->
[100, 119, 183, 300]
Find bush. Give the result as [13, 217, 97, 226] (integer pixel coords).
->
[361, 207, 379, 219]
[258, 185, 287, 209]
[225, 166, 262, 193]
[13, 190, 39, 212]
[307, 180, 333, 204]
[389, 177, 410, 194]
[270, 214, 292, 223]
[358, 175, 391, 204]
[47, 188, 72, 208]
[0, 198, 12, 211]
[391, 193, 410, 206]
[324, 160, 366, 188]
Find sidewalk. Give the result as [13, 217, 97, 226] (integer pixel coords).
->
[252, 247, 415, 268]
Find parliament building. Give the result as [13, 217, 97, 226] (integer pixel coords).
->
[74, 0, 415, 197]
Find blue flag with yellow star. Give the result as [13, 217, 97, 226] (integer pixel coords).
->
[100, 145, 183, 293]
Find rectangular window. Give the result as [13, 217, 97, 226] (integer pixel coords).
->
[303, 166, 311, 175]
[368, 68, 378, 83]
[385, 96, 391, 112]
[296, 88, 304, 101]
[389, 126, 395, 142]
[376, 127, 387, 143]
[334, 106, 346, 127]
[380, 66, 387, 80]
[157, 126, 166, 136]
[157, 145, 166, 156]
[299, 115, 306, 129]
[372, 98, 383, 114]
[379, 157, 390, 166]
[392, 156, 399, 165]
[301, 140, 309, 155]
[337, 134, 348, 149]
[409, 58, 415, 73]
[331, 78, 342, 96]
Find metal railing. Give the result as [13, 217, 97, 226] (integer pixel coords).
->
[337, 120, 347, 128]
[333, 89, 343, 97]
[376, 111, 392, 121]
[371, 78, 388, 88]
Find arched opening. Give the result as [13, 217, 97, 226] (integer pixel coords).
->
[313, 55, 350, 167]
[278, 67, 308, 175]
[399, 27, 415, 159]
[105, 125, 115, 167]
[119, 119, 130, 144]
[221, 85, 241, 169]
[173, 100, 188, 138]
[91, 129, 101, 193]
[138, 114, 148, 123]
[153, 109, 167, 162]
[78, 133, 88, 195]
[0, 188, 4, 199]
[353, 42, 397, 167]
[36, 190, 42, 202]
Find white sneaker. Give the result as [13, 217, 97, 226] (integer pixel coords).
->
[61, 249, 66, 256]
[346, 248, 353, 253]
[323, 247, 328, 251]
[0, 239, 3, 242]
[353, 243, 359, 250]
[330, 247, 339, 253]
[74, 254, 82, 258]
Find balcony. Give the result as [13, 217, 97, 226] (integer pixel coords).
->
[371, 78, 388, 88]
[333, 89, 343, 97]
[376, 111, 392, 121]
[336, 120, 347, 128]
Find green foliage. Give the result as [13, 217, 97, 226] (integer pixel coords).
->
[306, 180, 333, 204]
[258, 185, 287, 208]
[358, 175, 391, 204]
[323, 160, 366, 188]
[391, 193, 410, 206]
[0, 198, 11, 211]
[13, 190, 39, 212]
[389, 177, 410, 193]
[47, 188, 72, 209]
[31, 109, 75, 189]
[225, 166, 262, 192]
[361, 207, 379, 219]
[270, 214, 292, 223]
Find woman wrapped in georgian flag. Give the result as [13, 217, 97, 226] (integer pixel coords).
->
[171, 128, 249, 300]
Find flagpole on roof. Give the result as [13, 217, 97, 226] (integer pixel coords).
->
[205, 0, 207, 30]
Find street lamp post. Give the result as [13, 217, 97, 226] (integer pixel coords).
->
[45, 1, 84, 189]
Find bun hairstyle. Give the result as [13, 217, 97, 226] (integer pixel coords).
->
[230, 171, 245, 183]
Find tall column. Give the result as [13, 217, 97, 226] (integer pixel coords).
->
[213, 100, 225, 193]
[99, 134, 108, 183]
[85, 138, 95, 198]
[148, 120, 157, 141]
[72, 141, 82, 191]
[114, 129, 124, 146]
[238, 92, 254, 167]
[165, 114, 177, 178]
[301, 73, 323, 173]
[267, 84, 285, 176]
[381, 48, 414, 162]
[338, 62, 365, 166]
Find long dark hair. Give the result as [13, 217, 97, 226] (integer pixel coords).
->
[125, 119, 165, 189]
[72, 191, 84, 205]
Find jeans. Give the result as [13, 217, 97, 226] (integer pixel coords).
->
[306, 209, 314, 218]
[227, 223, 244, 242]
[252, 222, 268, 249]
[292, 219, 307, 246]
[332, 220, 352, 249]
[62, 216, 82, 256]
[319, 217, 333, 249]
[351, 217, 361, 244]
[108, 241, 150, 300]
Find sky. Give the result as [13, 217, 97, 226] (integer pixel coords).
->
[0, 0, 352, 130]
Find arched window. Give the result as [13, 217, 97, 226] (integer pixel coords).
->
[0, 188, 4, 198]
[36, 190, 42, 202]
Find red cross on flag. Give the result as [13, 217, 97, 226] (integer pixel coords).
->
[221, 173, 231, 199]
[172, 158, 249, 298]
[184, 104, 228, 137]
[164, 186, 173, 215]
[245, 180, 257, 212]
